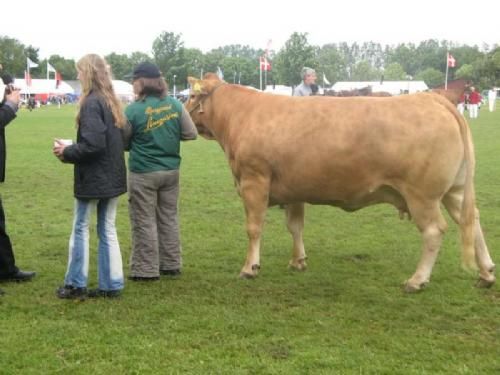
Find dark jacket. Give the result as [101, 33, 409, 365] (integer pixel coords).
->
[63, 92, 126, 199]
[0, 103, 17, 183]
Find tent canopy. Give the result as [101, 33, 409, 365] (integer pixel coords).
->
[329, 81, 428, 95]
[14, 78, 74, 95]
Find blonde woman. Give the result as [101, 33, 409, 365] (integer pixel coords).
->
[53, 54, 127, 299]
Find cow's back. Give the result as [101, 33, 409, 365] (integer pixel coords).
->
[224, 92, 464, 206]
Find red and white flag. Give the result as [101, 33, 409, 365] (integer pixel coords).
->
[447, 53, 456, 68]
[259, 56, 271, 71]
[55, 72, 62, 88]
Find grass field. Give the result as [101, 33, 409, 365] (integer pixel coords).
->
[0, 103, 499, 374]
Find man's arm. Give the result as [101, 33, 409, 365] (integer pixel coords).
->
[180, 106, 198, 141]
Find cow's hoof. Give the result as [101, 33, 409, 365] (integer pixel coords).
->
[404, 281, 427, 293]
[239, 264, 260, 279]
[475, 277, 495, 289]
[239, 272, 256, 279]
[288, 262, 307, 271]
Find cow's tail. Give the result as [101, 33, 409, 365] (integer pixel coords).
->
[433, 93, 477, 271]
[452, 101, 477, 271]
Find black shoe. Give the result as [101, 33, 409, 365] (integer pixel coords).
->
[0, 270, 36, 282]
[56, 285, 87, 300]
[128, 276, 159, 282]
[160, 269, 181, 277]
[87, 289, 122, 298]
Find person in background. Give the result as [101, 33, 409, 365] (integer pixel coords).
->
[53, 54, 127, 299]
[488, 87, 497, 112]
[0, 70, 36, 296]
[468, 86, 482, 119]
[123, 62, 197, 281]
[293, 67, 317, 97]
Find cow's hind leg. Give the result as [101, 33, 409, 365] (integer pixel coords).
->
[442, 188, 496, 287]
[239, 177, 269, 279]
[405, 198, 448, 292]
[285, 203, 307, 271]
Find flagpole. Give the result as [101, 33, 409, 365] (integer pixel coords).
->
[26, 58, 30, 96]
[445, 52, 449, 90]
[259, 57, 262, 91]
[264, 64, 267, 90]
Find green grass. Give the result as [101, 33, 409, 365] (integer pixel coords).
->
[0, 104, 499, 374]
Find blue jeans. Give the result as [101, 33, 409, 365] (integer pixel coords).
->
[64, 198, 124, 291]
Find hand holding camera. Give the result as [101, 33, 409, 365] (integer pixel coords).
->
[1, 74, 20, 106]
[5, 86, 21, 106]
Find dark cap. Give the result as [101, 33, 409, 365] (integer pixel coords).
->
[130, 62, 161, 80]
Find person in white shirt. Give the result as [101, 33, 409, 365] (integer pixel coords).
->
[488, 88, 497, 112]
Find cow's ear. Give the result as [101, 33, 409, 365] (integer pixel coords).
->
[188, 77, 205, 95]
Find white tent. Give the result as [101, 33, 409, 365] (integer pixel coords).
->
[112, 80, 134, 102]
[264, 85, 293, 96]
[62, 79, 134, 102]
[330, 81, 428, 95]
[13, 78, 74, 95]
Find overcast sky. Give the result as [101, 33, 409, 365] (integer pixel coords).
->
[2, 0, 498, 60]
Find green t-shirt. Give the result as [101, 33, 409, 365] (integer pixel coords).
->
[125, 96, 183, 173]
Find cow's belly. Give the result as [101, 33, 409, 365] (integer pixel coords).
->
[268, 178, 408, 213]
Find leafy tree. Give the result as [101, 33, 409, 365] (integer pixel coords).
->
[152, 31, 185, 85]
[385, 43, 419, 76]
[0, 37, 26, 76]
[129, 52, 152, 67]
[359, 41, 384, 69]
[451, 45, 483, 67]
[455, 64, 474, 81]
[203, 49, 225, 76]
[415, 39, 445, 73]
[274, 32, 316, 86]
[415, 67, 444, 88]
[472, 49, 500, 89]
[351, 61, 380, 81]
[105, 53, 131, 80]
[183, 48, 204, 82]
[383, 62, 407, 80]
[317, 44, 349, 84]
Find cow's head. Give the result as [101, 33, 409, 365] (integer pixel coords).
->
[185, 73, 223, 140]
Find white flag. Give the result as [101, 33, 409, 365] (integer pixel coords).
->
[47, 62, 56, 73]
[27, 57, 38, 69]
[323, 73, 331, 86]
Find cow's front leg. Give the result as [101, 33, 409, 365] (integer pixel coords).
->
[285, 203, 307, 271]
[239, 177, 269, 279]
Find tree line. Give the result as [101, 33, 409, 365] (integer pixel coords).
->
[1, 32, 499, 90]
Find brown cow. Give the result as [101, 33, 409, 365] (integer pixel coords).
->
[432, 79, 471, 105]
[186, 74, 495, 292]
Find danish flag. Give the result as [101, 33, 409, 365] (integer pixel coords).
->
[447, 53, 456, 68]
[259, 56, 271, 71]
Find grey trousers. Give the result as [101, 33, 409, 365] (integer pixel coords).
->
[128, 170, 182, 277]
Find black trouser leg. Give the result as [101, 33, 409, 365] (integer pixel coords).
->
[0, 195, 17, 277]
